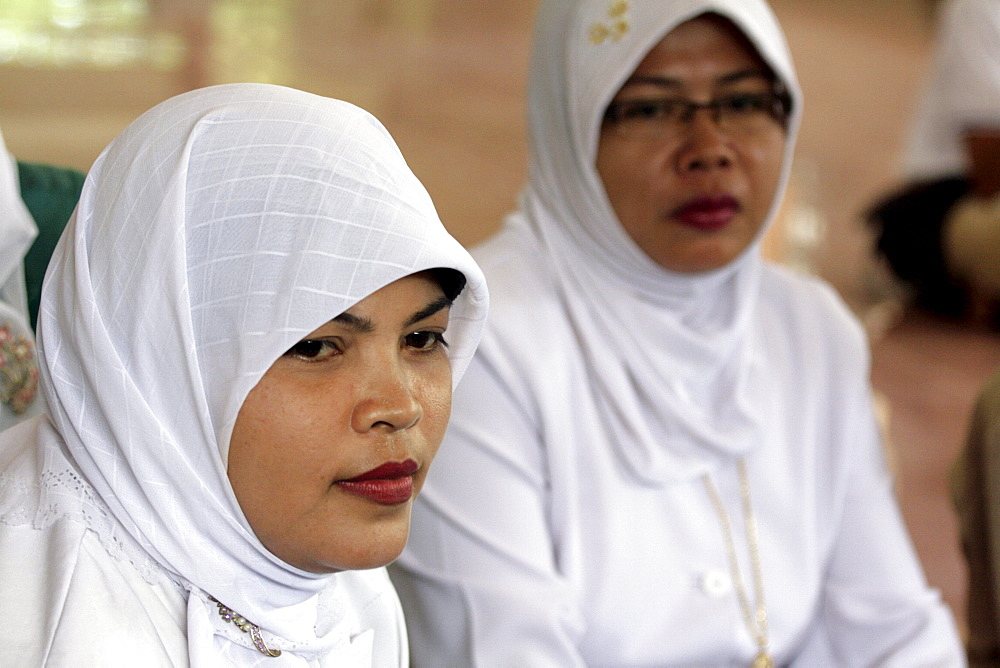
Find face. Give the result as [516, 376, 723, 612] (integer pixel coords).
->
[227, 272, 454, 573]
[595, 14, 787, 273]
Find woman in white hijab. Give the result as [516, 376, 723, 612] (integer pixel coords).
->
[390, 1, 964, 665]
[0, 82, 487, 666]
[0, 128, 43, 429]
[904, 0, 1000, 182]
[870, 0, 1000, 323]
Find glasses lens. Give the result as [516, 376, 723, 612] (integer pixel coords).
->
[603, 88, 786, 141]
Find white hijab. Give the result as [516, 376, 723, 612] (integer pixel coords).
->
[904, 0, 1000, 180]
[512, 0, 802, 483]
[32, 83, 487, 662]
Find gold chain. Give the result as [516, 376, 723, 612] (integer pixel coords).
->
[702, 458, 773, 668]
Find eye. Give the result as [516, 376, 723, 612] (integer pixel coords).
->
[404, 330, 448, 351]
[283, 338, 342, 362]
[718, 92, 770, 115]
[607, 99, 683, 123]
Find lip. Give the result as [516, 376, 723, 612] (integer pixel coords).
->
[335, 459, 419, 506]
[670, 195, 741, 232]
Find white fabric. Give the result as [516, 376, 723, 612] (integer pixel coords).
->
[0, 127, 36, 324]
[392, 0, 965, 665]
[514, 0, 800, 484]
[0, 83, 487, 666]
[0, 127, 44, 430]
[904, 0, 1000, 180]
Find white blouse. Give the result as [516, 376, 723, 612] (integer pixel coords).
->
[1, 416, 408, 667]
[391, 220, 965, 666]
[3, 83, 487, 666]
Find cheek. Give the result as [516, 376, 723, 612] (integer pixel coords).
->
[417, 363, 453, 451]
[227, 373, 340, 519]
[744, 132, 787, 214]
[596, 143, 659, 221]
[231, 376, 331, 468]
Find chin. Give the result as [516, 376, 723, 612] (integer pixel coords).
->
[308, 531, 410, 573]
[665, 242, 749, 273]
[295, 547, 406, 574]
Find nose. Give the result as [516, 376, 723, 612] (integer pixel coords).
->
[676, 112, 734, 174]
[351, 363, 423, 433]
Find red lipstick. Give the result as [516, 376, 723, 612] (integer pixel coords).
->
[335, 459, 418, 505]
[671, 195, 740, 232]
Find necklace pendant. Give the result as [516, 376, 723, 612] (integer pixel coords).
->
[751, 650, 774, 668]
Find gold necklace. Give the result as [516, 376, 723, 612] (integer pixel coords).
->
[702, 458, 773, 668]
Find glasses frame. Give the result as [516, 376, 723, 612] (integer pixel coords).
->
[602, 80, 793, 138]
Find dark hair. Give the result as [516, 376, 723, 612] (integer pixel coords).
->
[429, 268, 467, 302]
[866, 176, 971, 317]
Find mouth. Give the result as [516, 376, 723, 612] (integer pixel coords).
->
[670, 195, 741, 232]
[335, 459, 419, 506]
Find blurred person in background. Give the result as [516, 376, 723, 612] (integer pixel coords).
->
[0, 128, 83, 432]
[953, 366, 1000, 667]
[869, 0, 1000, 328]
[390, 0, 965, 665]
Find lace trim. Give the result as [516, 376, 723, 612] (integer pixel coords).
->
[0, 464, 170, 587]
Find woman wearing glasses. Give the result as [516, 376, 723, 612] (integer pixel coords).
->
[390, 0, 964, 665]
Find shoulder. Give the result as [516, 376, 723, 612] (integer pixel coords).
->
[0, 418, 188, 666]
[472, 222, 572, 339]
[473, 222, 562, 314]
[758, 263, 868, 352]
[469, 222, 575, 373]
[2, 520, 188, 665]
[755, 264, 875, 401]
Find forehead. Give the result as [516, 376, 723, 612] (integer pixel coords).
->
[334, 272, 448, 326]
[629, 14, 770, 84]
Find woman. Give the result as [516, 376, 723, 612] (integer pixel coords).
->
[0, 83, 487, 665]
[869, 0, 1000, 324]
[390, 0, 964, 665]
[953, 367, 1000, 666]
[0, 129, 45, 429]
[904, 0, 1000, 184]
[0, 128, 84, 431]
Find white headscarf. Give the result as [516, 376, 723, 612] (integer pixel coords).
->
[904, 0, 1000, 180]
[512, 0, 801, 483]
[32, 83, 487, 661]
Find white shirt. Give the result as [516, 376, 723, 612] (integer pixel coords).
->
[393, 221, 964, 666]
[392, 1, 962, 661]
[1, 419, 406, 668]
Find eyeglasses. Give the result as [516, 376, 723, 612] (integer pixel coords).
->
[602, 88, 791, 141]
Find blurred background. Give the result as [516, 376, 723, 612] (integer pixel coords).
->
[1, 0, 996, 634]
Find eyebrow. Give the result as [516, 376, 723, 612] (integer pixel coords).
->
[332, 311, 375, 333]
[331, 295, 454, 333]
[622, 68, 772, 90]
[405, 295, 454, 328]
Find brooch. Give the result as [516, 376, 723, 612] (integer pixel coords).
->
[589, 0, 631, 45]
[209, 596, 282, 657]
[0, 324, 38, 414]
